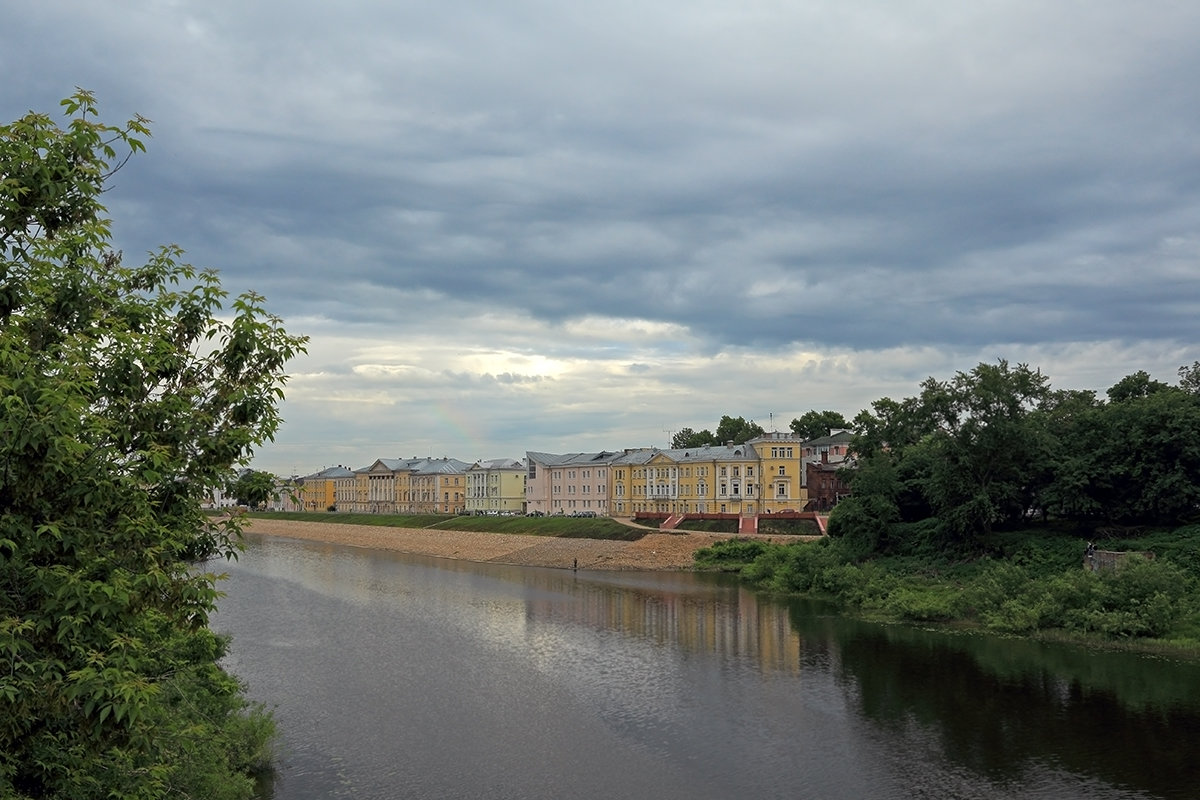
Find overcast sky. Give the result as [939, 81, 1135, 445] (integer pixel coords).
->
[6, 1, 1200, 475]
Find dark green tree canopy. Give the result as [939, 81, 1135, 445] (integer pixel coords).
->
[1177, 361, 1200, 395]
[1, 91, 306, 799]
[836, 358, 1200, 555]
[1106, 370, 1171, 403]
[672, 415, 764, 448]
[789, 410, 850, 441]
[672, 427, 716, 448]
[230, 469, 277, 509]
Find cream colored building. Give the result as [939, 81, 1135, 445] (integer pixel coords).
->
[408, 457, 470, 513]
[465, 458, 527, 514]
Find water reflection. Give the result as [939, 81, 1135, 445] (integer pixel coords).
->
[792, 609, 1200, 798]
[216, 534, 1200, 800]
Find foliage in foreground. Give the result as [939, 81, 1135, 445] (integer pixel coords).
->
[1, 92, 304, 797]
[694, 526, 1200, 643]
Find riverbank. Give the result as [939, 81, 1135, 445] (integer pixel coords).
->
[243, 517, 749, 570]
[694, 528, 1200, 652]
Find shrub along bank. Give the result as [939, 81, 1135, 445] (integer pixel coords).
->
[694, 523, 1200, 647]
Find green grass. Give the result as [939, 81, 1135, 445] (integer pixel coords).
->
[695, 525, 1200, 651]
[757, 517, 822, 536]
[247, 511, 646, 541]
[675, 519, 739, 533]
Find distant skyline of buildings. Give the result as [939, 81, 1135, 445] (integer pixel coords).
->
[242, 429, 855, 518]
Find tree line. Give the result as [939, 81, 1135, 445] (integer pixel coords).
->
[831, 359, 1200, 555]
[670, 409, 850, 449]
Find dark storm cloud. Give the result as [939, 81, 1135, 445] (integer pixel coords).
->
[6, 1, 1200, 471]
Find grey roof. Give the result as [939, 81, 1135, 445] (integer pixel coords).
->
[525, 450, 621, 467]
[410, 457, 471, 474]
[801, 430, 854, 448]
[360, 457, 471, 474]
[301, 465, 356, 480]
[610, 443, 760, 466]
[470, 458, 525, 471]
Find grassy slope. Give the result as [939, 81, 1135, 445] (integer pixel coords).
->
[246, 511, 647, 541]
[694, 522, 1200, 652]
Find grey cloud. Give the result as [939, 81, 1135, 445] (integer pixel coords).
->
[6, 2, 1200, 472]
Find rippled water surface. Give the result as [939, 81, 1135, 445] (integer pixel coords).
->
[211, 533, 1200, 799]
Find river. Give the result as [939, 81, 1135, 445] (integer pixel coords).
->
[211, 533, 1200, 799]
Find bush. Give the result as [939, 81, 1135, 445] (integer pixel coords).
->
[693, 538, 773, 571]
[886, 585, 960, 622]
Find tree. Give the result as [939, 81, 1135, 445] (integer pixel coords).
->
[920, 361, 1050, 539]
[1178, 361, 1200, 395]
[230, 469, 277, 509]
[848, 361, 1049, 548]
[672, 427, 715, 448]
[1026, 388, 1104, 520]
[671, 416, 762, 448]
[0, 92, 306, 798]
[1077, 379, 1200, 525]
[713, 415, 764, 445]
[1106, 370, 1171, 403]
[789, 410, 849, 441]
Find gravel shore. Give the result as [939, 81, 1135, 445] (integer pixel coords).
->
[243, 517, 751, 571]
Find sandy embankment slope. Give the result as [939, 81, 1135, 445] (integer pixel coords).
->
[242, 517, 742, 571]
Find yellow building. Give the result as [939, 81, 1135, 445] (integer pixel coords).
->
[748, 432, 809, 513]
[610, 443, 762, 516]
[298, 466, 354, 512]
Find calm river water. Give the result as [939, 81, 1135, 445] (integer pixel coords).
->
[211, 533, 1200, 799]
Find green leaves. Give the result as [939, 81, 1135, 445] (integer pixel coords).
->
[1, 93, 291, 797]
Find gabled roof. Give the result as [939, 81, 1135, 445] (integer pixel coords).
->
[362, 456, 471, 475]
[301, 465, 356, 480]
[611, 443, 759, 466]
[525, 450, 620, 467]
[470, 458, 525, 471]
[802, 430, 854, 448]
[410, 457, 471, 474]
